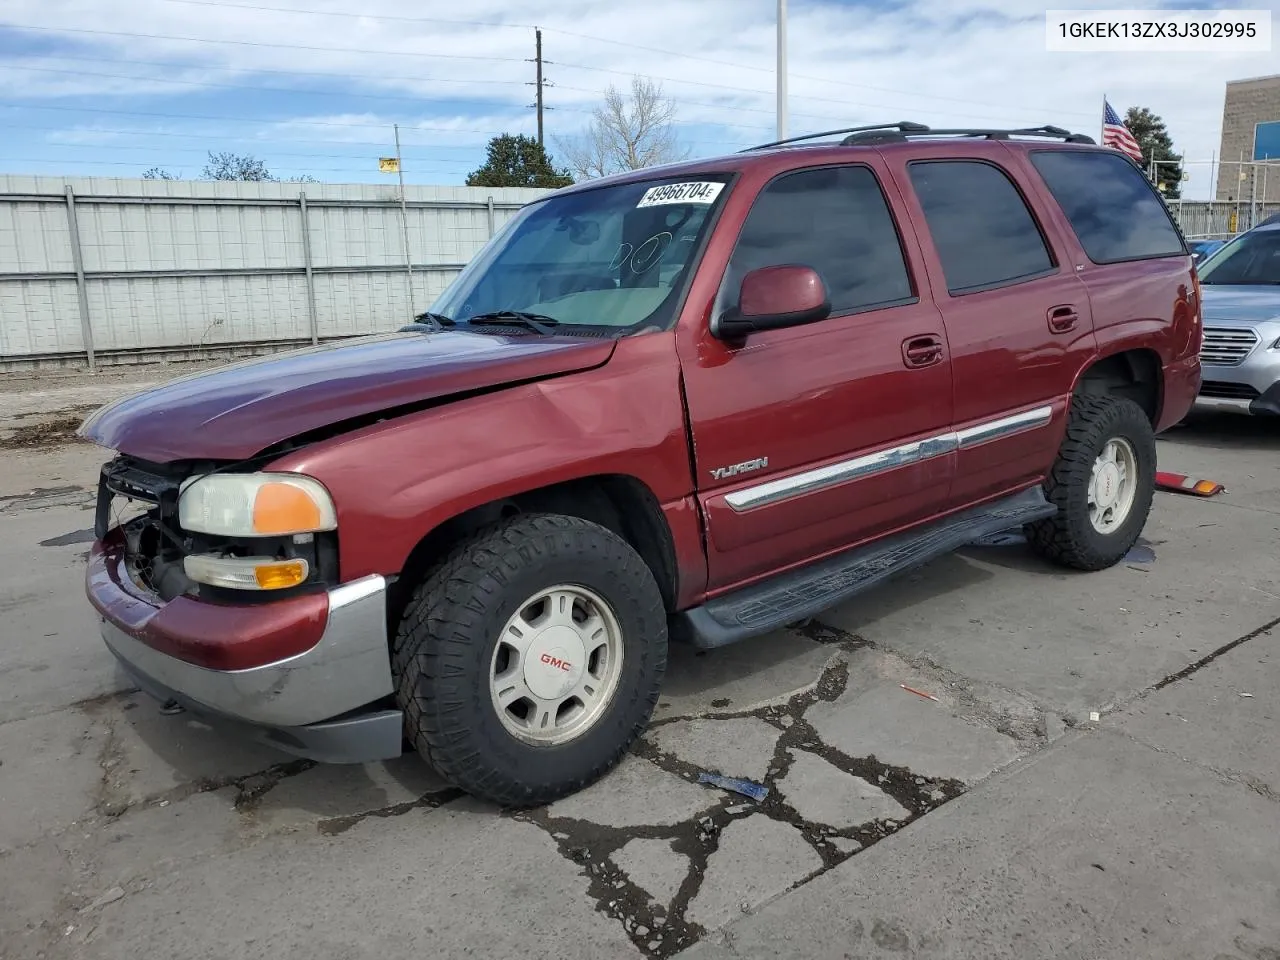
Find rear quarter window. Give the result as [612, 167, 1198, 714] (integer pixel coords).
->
[1030, 150, 1186, 264]
[907, 159, 1056, 295]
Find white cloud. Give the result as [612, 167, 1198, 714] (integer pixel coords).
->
[0, 0, 1276, 194]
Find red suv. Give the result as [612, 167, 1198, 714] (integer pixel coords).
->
[81, 123, 1201, 806]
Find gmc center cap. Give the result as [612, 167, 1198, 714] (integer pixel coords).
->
[525, 625, 585, 700]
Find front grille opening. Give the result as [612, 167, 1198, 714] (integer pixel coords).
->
[1200, 326, 1260, 366]
[1200, 381, 1260, 401]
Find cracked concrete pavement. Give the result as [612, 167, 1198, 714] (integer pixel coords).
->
[1, 386, 1278, 959]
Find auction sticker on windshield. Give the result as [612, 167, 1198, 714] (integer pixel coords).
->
[636, 182, 725, 207]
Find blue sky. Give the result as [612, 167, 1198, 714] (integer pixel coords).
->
[0, 0, 1276, 198]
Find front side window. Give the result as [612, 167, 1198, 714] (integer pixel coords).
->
[1197, 228, 1280, 286]
[1030, 149, 1185, 264]
[430, 176, 730, 334]
[719, 165, 915, 318]
[908, 160, 1056, 294]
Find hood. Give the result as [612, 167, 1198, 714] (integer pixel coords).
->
[1201, 285, 1280, 325]
[80, 330, 616, 463]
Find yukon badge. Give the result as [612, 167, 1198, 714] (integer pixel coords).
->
[710, 457, 769, 481]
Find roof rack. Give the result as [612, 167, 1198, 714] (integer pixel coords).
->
[741, 122, 931, 152]
[743, 123, 1095, 151]
[843, 125, 1096, 145]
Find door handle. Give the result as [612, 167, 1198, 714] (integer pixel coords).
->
[1048, 305, 1080, 333]
[902, 335, 944, 369]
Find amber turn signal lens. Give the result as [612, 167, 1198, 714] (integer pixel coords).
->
[184, 554, 310, 591]
[254, 559, 309, 590]
[253, 482, 324, 535]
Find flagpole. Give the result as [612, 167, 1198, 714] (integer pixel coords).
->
[394, 123, 415, 320]
[1101, 93, 1106, 143]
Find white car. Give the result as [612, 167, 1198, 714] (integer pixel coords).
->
[1195, 218, 1280, 416]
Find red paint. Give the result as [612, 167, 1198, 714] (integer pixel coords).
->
[87, 534, 328, 670]
[738, 264, 828, 321]
[86, 134, 1200, 669]
[79, 331, 615, 463]
[270, 333, 695, 582]
[675, 150, 957, 586]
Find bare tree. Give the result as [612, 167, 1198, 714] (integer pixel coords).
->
[144, 153, 319, 182]
[202, 151, 275, 181]
[558, 77, 689, 180]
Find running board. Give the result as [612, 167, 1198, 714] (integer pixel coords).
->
[673, 486, 1057, 650]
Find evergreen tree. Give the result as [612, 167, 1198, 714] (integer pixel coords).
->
[1124, 107, 1183, 199]
[466, 134, 574, 189]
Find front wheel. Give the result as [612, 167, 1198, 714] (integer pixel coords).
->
[393, 514, 668, 807]
[1026, 394, 1156, 571]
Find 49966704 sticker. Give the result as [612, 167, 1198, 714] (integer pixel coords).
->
[636, 181, 724, 208]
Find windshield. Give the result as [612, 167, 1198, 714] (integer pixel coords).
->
[430, 175, 731, 333]
[1198, 228, 1280, 285]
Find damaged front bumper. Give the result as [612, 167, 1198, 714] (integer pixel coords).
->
[88, 534, 403, 764]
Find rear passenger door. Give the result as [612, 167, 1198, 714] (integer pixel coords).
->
[678, 161, 954, 591]
[1025, 148, 1193, 405]
[890, 152, 1097, 507]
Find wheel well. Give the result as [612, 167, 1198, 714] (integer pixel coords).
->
[388, 475, 679, 631]
[1076, 349, 1162, 425]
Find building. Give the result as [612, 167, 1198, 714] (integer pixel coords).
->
[1216, 74, 1280, 202]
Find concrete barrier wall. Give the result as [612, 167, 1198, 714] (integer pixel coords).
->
[0, 176, 551, 370]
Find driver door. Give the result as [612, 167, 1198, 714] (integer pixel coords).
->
[676, 160, 955, 590]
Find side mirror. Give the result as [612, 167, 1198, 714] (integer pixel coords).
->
[715, 264, 831, 340]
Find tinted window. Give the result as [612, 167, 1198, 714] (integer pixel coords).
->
[1198, 227, 1280, 285]
[1031, 150, 1185, 263]
[723, 165, 913, 316]
[908, 160, 1055, 294]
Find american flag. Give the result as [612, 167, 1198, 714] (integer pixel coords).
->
[1102, 101, 1144, 164]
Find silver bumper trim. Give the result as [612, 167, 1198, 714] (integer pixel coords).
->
[1192, 397, 1254, 415]
[100, 574, 395, 728]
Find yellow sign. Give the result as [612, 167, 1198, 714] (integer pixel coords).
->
[378, 157, 400, 173]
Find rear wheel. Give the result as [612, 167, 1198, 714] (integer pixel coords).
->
[393, 513, 667, 807]
[1026, 394, 1156, 571]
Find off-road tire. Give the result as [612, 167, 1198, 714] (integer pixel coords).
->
[392, 513, 668, 808]
[1026, 394, 1156, 572]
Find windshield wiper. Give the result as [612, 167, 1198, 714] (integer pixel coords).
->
[466, 311, 561, 335]
[408, 311, 455, 331]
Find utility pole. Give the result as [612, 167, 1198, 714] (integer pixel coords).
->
[528, 28, 547, 146]
[776, 0, 788, 141]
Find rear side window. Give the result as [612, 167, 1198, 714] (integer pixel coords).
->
[723, 165, 914, 316]
[907, 160, 1056, 295]
[1030, 150, 1185, 263]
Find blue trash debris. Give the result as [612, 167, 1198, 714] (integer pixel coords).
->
[1124, 544, 1155, 563]
[697, 772, 769, 802]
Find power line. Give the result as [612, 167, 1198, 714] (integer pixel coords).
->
[2, 62, 590, 114]
[141, 0, 1105, 120]
[2, 61, 780, 133]
[153, 0, 532, 31]
[0, 19, 1100, 122]
[0, 156, 475, 173]
[0, 102, 757, 147]
[0, 23, 529, 63]
[3, 121, 489, 151]
[3, 55, 973, 133]
[0, 140, 483, 164]
[18, 53, 533, 88]
[0, 99, 520, 133]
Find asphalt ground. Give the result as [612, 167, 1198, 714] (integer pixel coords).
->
[1, 369, 1276, 960]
